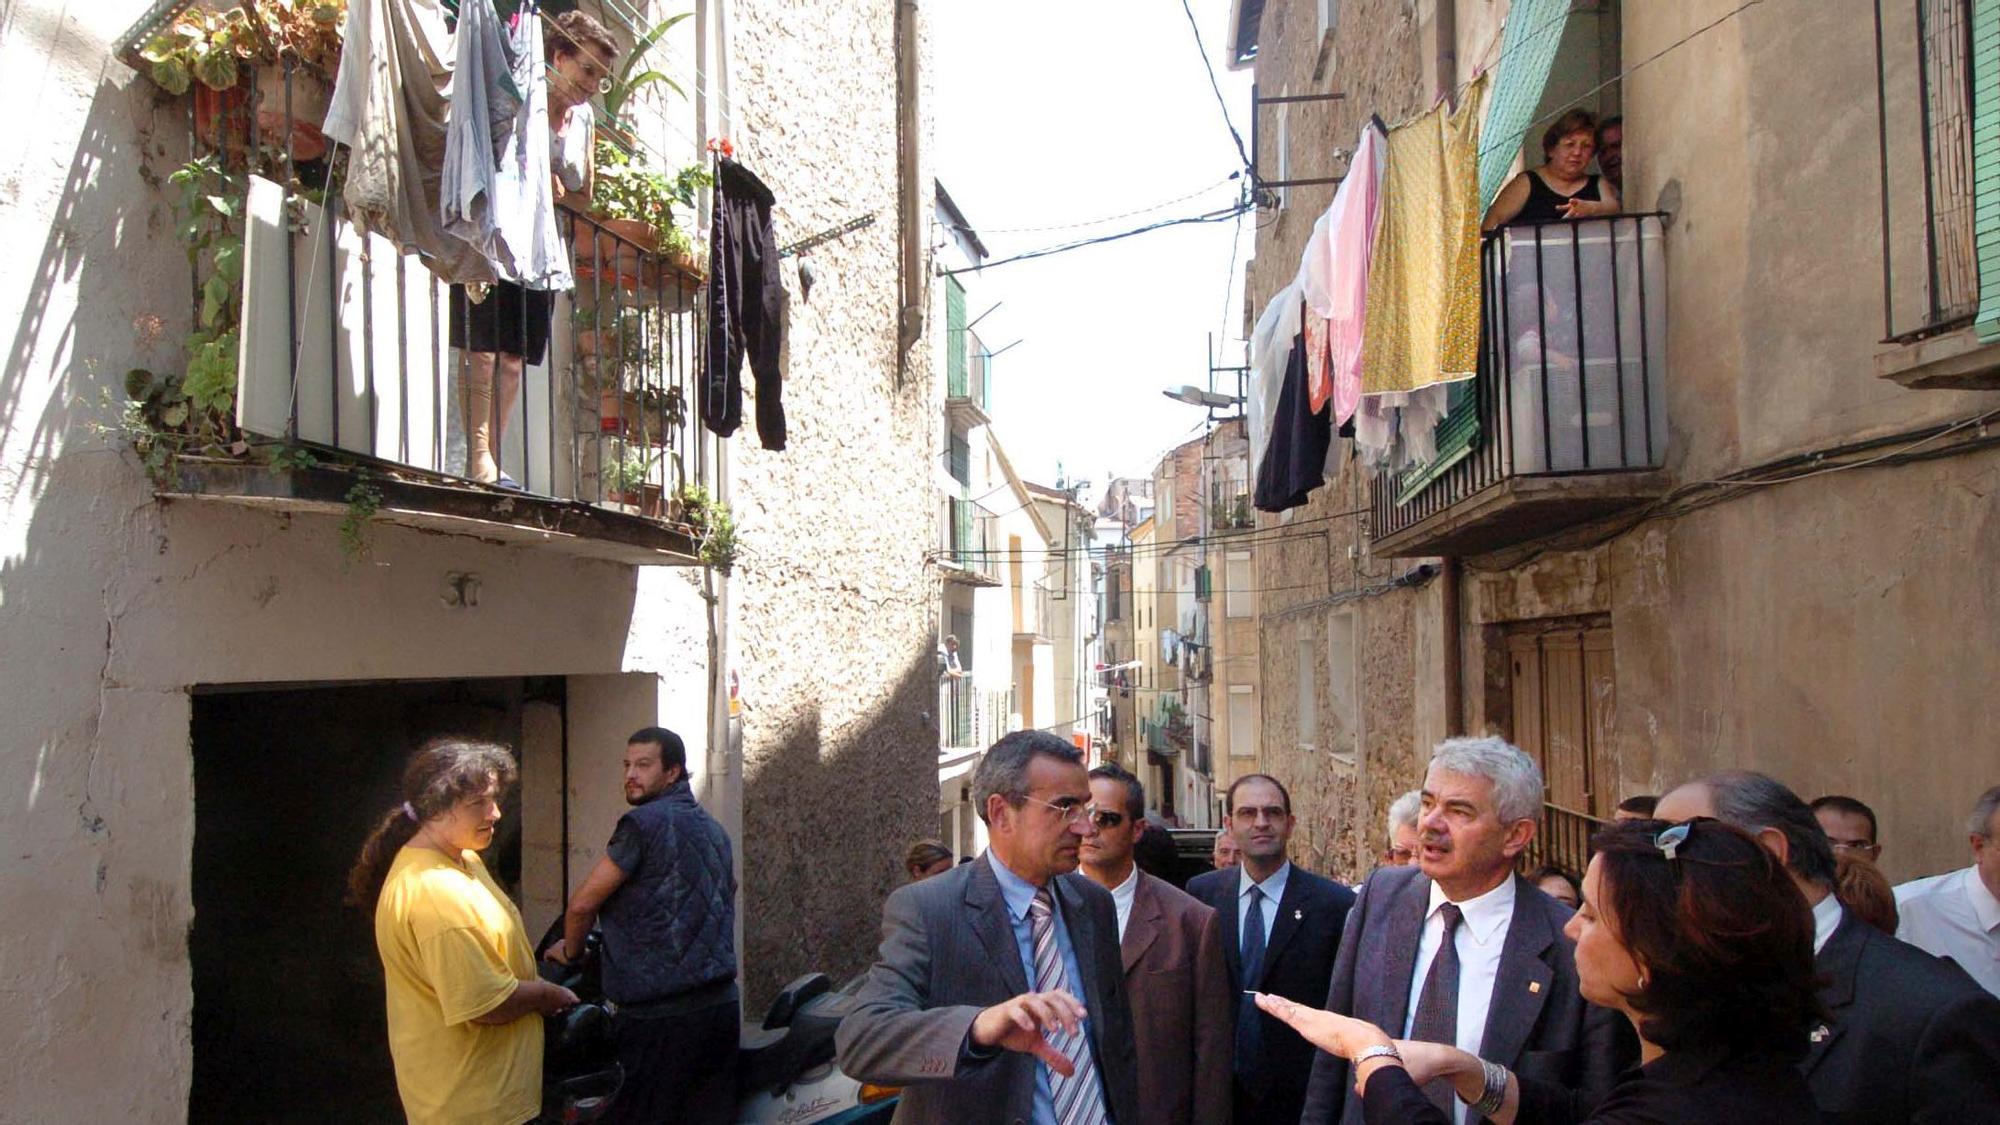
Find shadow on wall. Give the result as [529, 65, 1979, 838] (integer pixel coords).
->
[737, 643, 941, 1008]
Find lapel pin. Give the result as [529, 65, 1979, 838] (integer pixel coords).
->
[1528, 981, 1541, 994]
[1294, 909, 1303, 921]
[1810, 1025, 1830, 1043]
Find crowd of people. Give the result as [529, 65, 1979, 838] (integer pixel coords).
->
[843, 731, 2000, 1124]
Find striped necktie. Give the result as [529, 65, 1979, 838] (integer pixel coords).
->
[1029, 888, 1109, 1125]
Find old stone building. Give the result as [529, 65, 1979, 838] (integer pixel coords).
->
[0, 0, 940, 1117]
[1236, 0, 2000, 884]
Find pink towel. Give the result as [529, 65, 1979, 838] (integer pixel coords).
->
[1300, 121, 1386, 422]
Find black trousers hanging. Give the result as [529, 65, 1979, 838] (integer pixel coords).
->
[702, 157, 786, 450]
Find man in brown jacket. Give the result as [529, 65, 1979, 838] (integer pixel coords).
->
[1080, 763, 1232, 1124]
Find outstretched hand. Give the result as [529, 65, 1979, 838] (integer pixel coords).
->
[971, 990, 1088, 1076]
[1251, 991, 1394, 1059]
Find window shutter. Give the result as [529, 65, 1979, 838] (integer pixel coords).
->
[946, 277, 968, 395]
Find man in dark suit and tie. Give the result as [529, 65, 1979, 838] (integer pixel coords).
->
[1657, 770, 2000, 1124]
[1299, 737, 1630, 1125]
[835, 731, 1142, 1125]
[1078, 763, 1232, 1125]
[1187, 773, 1355, 1125]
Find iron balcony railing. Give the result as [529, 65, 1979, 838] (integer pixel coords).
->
[1873, 0, 1980, 341]
[177, 61, 717, 527]
[949, 345, 991, 410]
[941, 677, 974, 748]
[941, 495, 999, 581]
[1371, 214, 1669, 543]
[1523, 801, 1610, 883]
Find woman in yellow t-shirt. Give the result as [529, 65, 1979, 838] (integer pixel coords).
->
[346, 738, 577, 1125]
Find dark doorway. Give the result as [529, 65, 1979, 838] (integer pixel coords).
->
[189, 677, 557, 1122]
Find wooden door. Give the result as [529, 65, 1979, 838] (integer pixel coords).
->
[1507, 623, 1616, 817]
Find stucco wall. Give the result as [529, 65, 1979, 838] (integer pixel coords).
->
[723, 0, 943, 1005]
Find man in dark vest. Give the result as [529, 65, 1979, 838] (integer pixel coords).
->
[552, 726, 738, 1125]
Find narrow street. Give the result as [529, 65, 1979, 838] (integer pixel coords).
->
[2, 0, 1998, 1122]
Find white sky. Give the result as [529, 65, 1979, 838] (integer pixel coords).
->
[931, 0, 1256, 494]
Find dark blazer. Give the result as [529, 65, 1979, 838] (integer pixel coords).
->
[1186, 862, 1356, 1125]
[833, 854, 1142, 1125]
[1361, 1041, 1818, 1124]
[1803, 907, 2000, 1124]
[1119, 871, 1232, 1125]
[1299, 865, 1632, 1125]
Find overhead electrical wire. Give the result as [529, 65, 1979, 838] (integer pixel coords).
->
[1177, 0, 1252, 172]
[939, 200, 1252, 276]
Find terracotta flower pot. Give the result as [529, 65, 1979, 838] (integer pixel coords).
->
[191, 69, 331, 162]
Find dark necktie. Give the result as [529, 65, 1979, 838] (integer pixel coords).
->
[1234, 885, 1268, 1080]
[1408, 903, 1464, 1116]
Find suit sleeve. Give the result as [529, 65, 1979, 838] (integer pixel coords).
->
[1192, 902, 1235, 1125]
[1357, 1065, 1451, 1125]
[833, 885, 989, 1085]
[1911, 984, 2000, 1123]
[1299, 878, 1370, 1124]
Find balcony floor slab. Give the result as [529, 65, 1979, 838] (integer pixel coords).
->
[1371, 470, 1671, 559]
[162, 460, 706, 567]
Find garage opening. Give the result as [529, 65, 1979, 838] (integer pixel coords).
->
[188, 677, 567, 1122]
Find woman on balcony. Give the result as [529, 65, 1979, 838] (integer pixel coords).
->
[450, 10, 619, 486]
[1482, 109, 1623, 231]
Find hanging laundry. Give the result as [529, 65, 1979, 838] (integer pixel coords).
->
[323, 0, 497, 284]
[1246, 280, 1301, 482]
[702, 158, 786, 450]
[1360, 76, 1487, 401]
[1300, 119, 1386, 425]
[1253, 330, 1332, 513]
[553, 103, 594, 196]
[442, 3, 572, 290]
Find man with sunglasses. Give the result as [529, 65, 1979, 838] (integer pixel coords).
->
[1079, 764, 1231, 1124]
[837, 731, 1141, 1125]
[1187, 774, 1356, 1125]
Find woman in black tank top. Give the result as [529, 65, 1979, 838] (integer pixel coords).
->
[1483, 107, 1623, 231]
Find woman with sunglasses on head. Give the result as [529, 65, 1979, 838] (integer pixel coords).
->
[1257, 818, 1823, 1123]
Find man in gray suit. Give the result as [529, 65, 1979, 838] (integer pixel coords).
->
[836, 731, 1142, 1125]
[1300, 737, 1630, 1125]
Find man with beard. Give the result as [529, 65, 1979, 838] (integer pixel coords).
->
[1299, 738, 1630, 1125]
[551, 727, 739, 1125]
[1188, 775, 1355, 1124]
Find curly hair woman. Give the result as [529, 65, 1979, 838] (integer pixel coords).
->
[346, 738, 576, 1124]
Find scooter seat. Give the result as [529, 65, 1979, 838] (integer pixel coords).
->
[737, 1024, 795, 1094]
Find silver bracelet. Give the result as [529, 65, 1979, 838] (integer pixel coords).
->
[1467, 1058, 1509, 1116]
[1354, 1043, 1404, 1067]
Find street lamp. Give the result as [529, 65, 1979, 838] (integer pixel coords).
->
[1161, 385, 1244, 410]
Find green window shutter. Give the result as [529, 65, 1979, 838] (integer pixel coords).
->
[1395, 385, 1481, 505]
[946, 277, 968, 395]
[1972, 0, 2000, 340]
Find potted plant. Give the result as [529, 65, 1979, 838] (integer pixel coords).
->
[602, 447, 654, 511]
[674, 482, 737, 571]
[583, 136, 711, 295]
[141, 1, 345, 161]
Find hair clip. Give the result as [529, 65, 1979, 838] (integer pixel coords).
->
[1655, 822, 1691, 861]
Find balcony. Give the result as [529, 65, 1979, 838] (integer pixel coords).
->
[947, 348, 993, 427]
[940, 678, 1012, 750]
[939, 496, 1002, 586]
[125, 50, 723, 566]
[1209, 489, 1254, 532]
[1369, 215, 1671, 558]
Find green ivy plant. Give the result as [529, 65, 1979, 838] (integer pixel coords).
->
[120, 155, 248, 484]
[339, 477, 383, 562]
[675, 483, 738, 572]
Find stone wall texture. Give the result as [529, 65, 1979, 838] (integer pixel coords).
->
[1246, 0, 2000, 885]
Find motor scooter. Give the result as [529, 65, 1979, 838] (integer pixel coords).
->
[534, 923, 899, 1124]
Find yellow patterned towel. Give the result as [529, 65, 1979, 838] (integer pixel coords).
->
[1360, 75, 1489, 396]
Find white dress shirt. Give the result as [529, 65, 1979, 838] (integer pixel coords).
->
[1895, 866, 2000, 997]
[1402, 876, 1517, 1125]
[1811, 889, 1844, 956]
[1110, 864, 1141, 940]
[1237, 861, 1292, 957]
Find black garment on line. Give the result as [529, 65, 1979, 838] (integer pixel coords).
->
[702, 157, 786, 450]
[1254, 332, 1331, 512]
